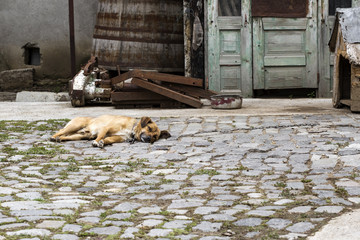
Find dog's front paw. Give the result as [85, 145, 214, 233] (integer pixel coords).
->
[50, 137, 61, 142]
[92, 140, 99, 147]
[92, 140, 104, 148]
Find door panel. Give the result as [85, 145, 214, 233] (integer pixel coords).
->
[253, 0, 317, 90]
[220, 66, 241, 90]
[264, 29, 306, 67]
[220, 31, 241, 55]
[265, 31, 305, 54]
[218, 20, 242, 92]
[265, 67, 306, 89]
[207, 0, 252, 96]
[264, 56, 306, 67]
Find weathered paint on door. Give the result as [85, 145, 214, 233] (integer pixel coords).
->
[207, 0, 252, 97]
[253, 0, 318, 90]
[207, 0, 359, 97]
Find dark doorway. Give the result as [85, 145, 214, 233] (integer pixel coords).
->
[23, 43, 41, 66]
[339, 55, 351, 100]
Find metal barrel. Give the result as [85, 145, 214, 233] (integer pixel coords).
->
[92, 0, 184, 73]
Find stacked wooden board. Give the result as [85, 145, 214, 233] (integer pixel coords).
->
[111, 70, 216, 108]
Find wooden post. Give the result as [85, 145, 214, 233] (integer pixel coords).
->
[68, 0, 76, 77]
[184, 0, 192, 77]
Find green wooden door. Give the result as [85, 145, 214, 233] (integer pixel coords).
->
[253, 0, 318, 90]
[207, 0, 252, 96]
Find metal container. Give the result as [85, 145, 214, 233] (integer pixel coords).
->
[92, 0, 184, 72]
[210, 95, 242, 109]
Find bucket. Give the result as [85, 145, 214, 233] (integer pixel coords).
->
[210, 95, 242, 109]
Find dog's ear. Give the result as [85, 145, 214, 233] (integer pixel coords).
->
[140, 117, 152, 128]
[159, 130, 171, 139]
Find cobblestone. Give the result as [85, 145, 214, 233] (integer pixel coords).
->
[0, 114, 360, 239]
[234, 218, 262, 227]
[286, 222, 315, 233]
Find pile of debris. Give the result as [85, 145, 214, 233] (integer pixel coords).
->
[69, 56, 216, 108]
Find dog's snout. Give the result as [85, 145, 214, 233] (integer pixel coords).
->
[140, 133, 151, 143]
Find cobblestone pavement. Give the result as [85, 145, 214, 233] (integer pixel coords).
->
[0, 113, 360, 239]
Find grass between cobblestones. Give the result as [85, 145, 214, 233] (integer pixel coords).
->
[0, 117, 360, 239]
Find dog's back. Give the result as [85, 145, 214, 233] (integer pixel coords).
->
[87, 115, 136, 138]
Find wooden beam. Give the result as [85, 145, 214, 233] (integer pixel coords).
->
[111, 70, 204, 87]
[164, 83, 217, 99]
[112, 70, 204, 87]
[131, 77, 202, 108]
[112, 90, 180, 108]
[111, 71, 135, 85]
[111, 90, 168, 102]
[131, 70, 203, 87]
[113, 100, 181, 108]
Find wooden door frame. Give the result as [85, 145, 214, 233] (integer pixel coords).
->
[205, 0, 253, 97]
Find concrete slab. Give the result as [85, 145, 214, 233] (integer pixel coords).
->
[307, 209, 360, 240]
[0, 98, 350, 121]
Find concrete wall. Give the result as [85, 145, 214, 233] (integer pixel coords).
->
[0, 0, 98, 79]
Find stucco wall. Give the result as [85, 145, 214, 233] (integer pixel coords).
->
[0, 0, 98, 79]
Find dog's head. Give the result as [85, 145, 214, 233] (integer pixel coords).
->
[132, 117, 171, 143]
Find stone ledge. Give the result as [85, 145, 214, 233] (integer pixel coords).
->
[0, 68, 34, 91]
[15, 91, 70, 102]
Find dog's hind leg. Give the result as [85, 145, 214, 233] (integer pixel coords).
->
[58, 133, 92, 141]
[51, 117, 91, 141]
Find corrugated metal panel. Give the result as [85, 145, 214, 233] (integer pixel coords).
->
[92, 0, 184, 72]
[336, 8, 360, 44]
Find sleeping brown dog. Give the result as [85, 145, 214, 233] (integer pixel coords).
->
[50, 115, 171, 148]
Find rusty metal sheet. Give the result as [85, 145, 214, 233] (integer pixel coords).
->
[252, 0, 308, 18]
[92, 0, 184, 72]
